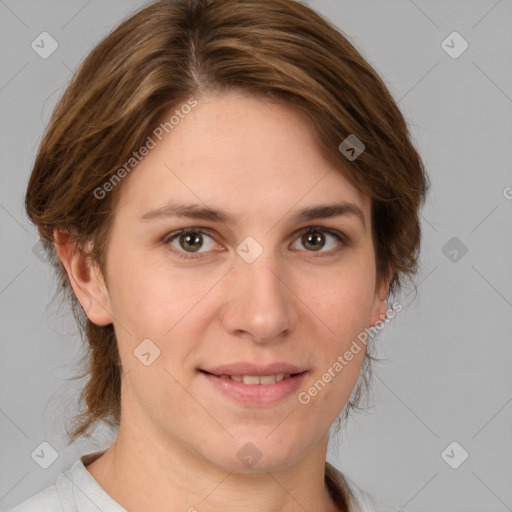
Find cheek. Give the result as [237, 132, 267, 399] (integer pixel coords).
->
[106, 251, 221, 355]
[303, 258, 376, 341]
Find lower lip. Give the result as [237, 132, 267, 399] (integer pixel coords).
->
[200, 371, 307, 406]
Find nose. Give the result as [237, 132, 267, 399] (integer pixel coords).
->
[220, 249, 299, 343]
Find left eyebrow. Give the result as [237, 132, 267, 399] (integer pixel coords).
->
[293, 203, 366, 229]
[140, 201, 366, 229]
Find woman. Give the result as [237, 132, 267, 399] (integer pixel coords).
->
[10, 0, 428, 510]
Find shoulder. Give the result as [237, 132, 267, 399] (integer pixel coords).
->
[6, 484, 63, 512]
[326, 462, 402, 512]
[344, 479, 403, 512]
[5, 453, 104, 512]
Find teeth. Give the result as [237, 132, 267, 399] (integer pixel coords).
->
[243, 375, 261, 385]
[222, 374, 291, 385]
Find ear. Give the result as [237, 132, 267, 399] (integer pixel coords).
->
[369, 267, 393, 327]
[53, 228, 113, 326]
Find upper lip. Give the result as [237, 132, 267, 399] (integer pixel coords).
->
[201, 362, 307, 376]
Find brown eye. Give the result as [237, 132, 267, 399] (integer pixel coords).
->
[165, 228, 218, 259]
[178, 232, 203, 252]
[301, 230, 326, 251]
[291, 227, 345, 255]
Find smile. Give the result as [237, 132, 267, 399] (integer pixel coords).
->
[199, 369, 308, 405]
[215, 373, 292, 384]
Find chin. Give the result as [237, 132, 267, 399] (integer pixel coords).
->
[214, 453, 300, 475]
[202, 435, 308, 474]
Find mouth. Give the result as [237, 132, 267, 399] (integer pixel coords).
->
[199, 370, 306, 385]
[198, 366, 308, 405]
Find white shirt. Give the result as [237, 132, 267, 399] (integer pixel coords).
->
[7, 450, 402, 512]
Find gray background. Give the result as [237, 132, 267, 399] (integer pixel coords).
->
[1, 1, 511, 511]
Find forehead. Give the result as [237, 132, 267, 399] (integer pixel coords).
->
[115, 92, 370, 224]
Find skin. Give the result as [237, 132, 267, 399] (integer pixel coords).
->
[55, 92, 391, 512]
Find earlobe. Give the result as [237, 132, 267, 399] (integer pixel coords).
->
[53, 228, 113, 326]
[370, 295, 388, 327]
[369, 269, 393, 327]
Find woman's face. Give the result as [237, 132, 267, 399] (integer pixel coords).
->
[81, 92, 389, 471]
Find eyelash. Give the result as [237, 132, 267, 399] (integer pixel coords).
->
[162, 226, 348, 261]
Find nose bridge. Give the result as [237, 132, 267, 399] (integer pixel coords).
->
[239, 249, 282, 300]
[221, 240, 297, 341]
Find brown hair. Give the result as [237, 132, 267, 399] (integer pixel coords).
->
[25, 0, 429, 443]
